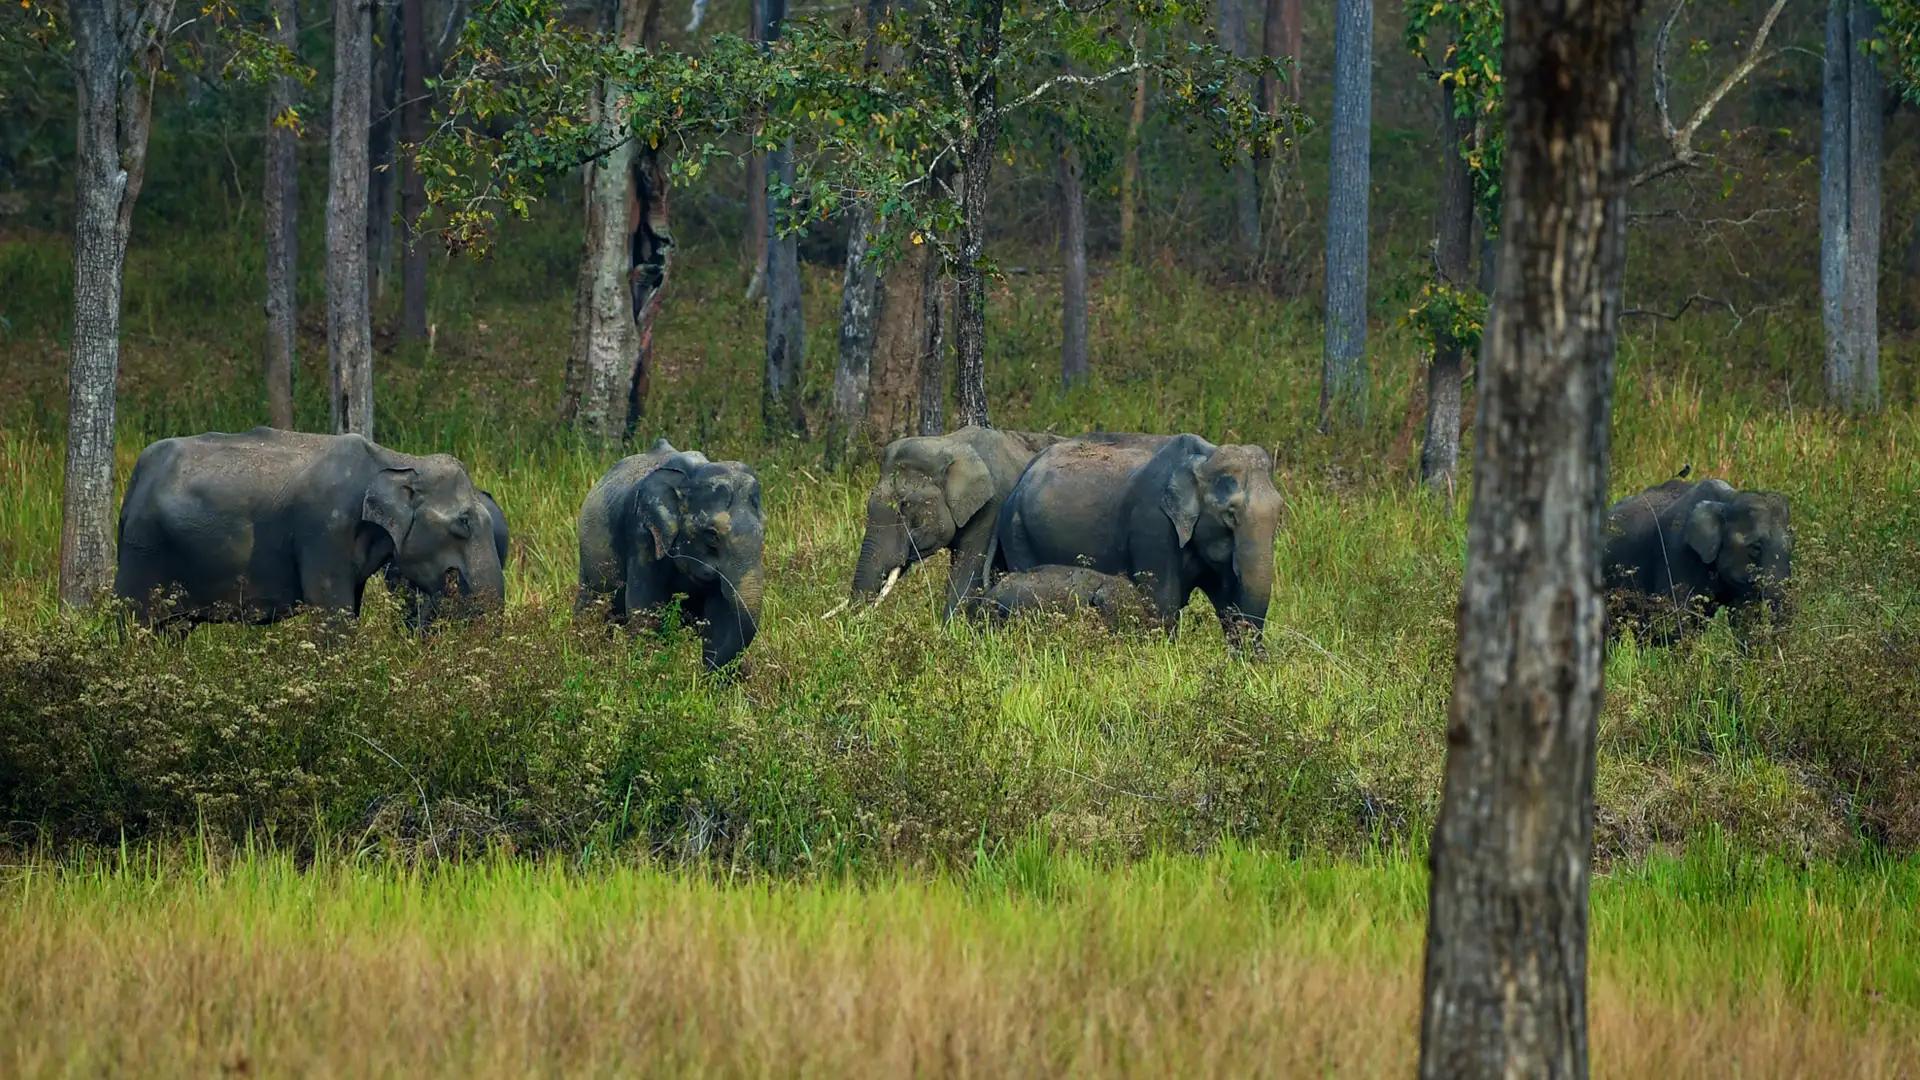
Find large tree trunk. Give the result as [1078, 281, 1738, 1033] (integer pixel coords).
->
[1820, 0, 1882, 412]
[760, 0, 806, 436]
[398, 0, 429, 340]
[1416, 0, 1641, 1074]
[866, 239, 935, 443]
[1119, 64, 1146, 264]
[1217, 0, 1260, 273]
[62, 0, 174, 608]
[263, 0, 300, 429]
[1319, 0, 1372, 431]
[918, 270, 948, 435]
[367, 0, 400, 305]
[327, 0, 377, 439]
[1420, 79, 1473, 493]
[1058, 139, 1089, 387]
[830, 209, 880, 463]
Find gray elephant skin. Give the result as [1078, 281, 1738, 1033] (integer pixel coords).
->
[115, 428, 506, 627]
[848, 425, 1062, 617]
[962, 565, 1157, 630]
[384, 489, 509, 629]
[1601, 476, 1792, 635]
[991, 432, 1282, 645]
[576, 440, 766, 671]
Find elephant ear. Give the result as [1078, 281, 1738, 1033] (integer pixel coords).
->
[942, 447, 995, 528]
[1160, 452, 1207, 548]
[362, 468, 420, 549]
[1684, 500, 1726, 564]
[637, 461, 692, 560]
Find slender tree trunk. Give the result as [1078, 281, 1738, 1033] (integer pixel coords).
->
[1218, 0, 1260, 273]
[398, 0, 429, 340]
[1420, 79, 1473, 493]
[1058, 139, 1089, 387]
[744, 0, 768, 300]
[1319, 0, 1372, 431]
[1119, 64, 1146, 264]
[263, 0, 300, 429]
[1820, 0, 1882, 412]
[1416, 0, 1640, 1074]
[919, 270, 949, 436]
[951, 0, 1003, 429]
[61, 0, 174, 608]
[625, 143, 671, 438]
[367, 0, 399, 305]
[830, 209, 880, 463]
[327, 0, 376, 438]
[761, 0, 806, 435]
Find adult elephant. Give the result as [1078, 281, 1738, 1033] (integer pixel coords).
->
[576, 439, 765, 671]
[1601, 475, 1792, 636]
[115, 428, 505, 628]
[385, 489, 509, 629]
[848, 425, 1062, 618]
[990, 432, 1281, 645]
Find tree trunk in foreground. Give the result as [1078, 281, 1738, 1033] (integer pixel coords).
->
[1820, 0, 1882, 412]
[1419, 79, 1473, 493]
[1319, 0, 1372, 431]
[263, 0, 300, 429]
[62, 0, 176, 608]
[398, 0, 429, 340]
[1058, 139, 1089, 387]
[327, 0, 376, 438]
[1417, 0, 1640, 1075]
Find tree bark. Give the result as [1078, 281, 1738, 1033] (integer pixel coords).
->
[327, 0, 377, 439]
[1420, 79, 1473, 493]
[398, 0, 429, 340]
[918, 270, 948, 436]
[1820, 0, 1882, 412]
[952, 0, 1004, 429]
[263, 0, 300, 429]
[1119, 64, 1146, 264]
[761, 0, 806, 435]
[1058, 139, 1089, 387]
[865, 239, 935, 443]
[625, 141, 671, 439]
[1218, 0, 1260, 273]
[1416, 0, 1640, 1074]
[830, 208, 880, 463]
[1262, 0, 1302, 105]
[743, 0, 768, 300]
[1319, 0, 1371, 431]
[367, 0, 400, 305]
[62, 0, 175, 608]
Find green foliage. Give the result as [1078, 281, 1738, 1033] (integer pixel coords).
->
[1404, 0, 1503, 228]
[1879, 0, 1920, 102]
[1403, 278, 1486, 356]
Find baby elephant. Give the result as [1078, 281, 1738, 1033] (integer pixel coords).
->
[963, 565, 1157, 630]
[1601, 475, 1792, 638]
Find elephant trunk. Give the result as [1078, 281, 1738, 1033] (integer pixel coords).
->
[461, 533, 507, 613]
[850, 498, 910, 599]
[1229, 527, 1274, 644]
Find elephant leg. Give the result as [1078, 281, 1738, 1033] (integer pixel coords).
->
[622, 559, 679, 631]
[942, 512, 998, 621]
[1200, 578, 1263, 652]
[298, 558, 361, 618]
[1130, 556, 1188, 639]
[696, 586, 755, 672]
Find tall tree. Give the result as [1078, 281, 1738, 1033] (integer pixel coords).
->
[1319, 0, 1371, 431]
[368, 1, 402, 304]
[1057, 137, 1089, 386]
[1417, 2, 1641, 1079]
[1418, 77, 1473, 494]
[951, 0, 1005, 428]
[1261, 0, 1301, 107]
[1118, 62, 1146, 264]
[60, 0, 178, 608]
[327, 0, 377, 438]
[1820, 0, 1883, 412]
[917, 270, 948, 435]
[744, 0, 768, 300]
[1217, 0, 1259, 272]
[761, 0, 806, 436]
[828, 0, 889, 464]
[263, 0, 300, 429]
[398, 0, 430, 340]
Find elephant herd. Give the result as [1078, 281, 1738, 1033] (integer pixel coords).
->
[110, 425, 1795, 671]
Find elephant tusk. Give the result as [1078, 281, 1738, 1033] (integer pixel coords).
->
[873, 567, 902, 604]
[819, 598, 852, 621]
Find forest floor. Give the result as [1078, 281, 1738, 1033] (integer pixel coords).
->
[3, 212, 1920, 1070]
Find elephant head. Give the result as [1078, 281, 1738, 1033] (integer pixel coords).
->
[850, 435, 995, 599]
[1159, 438, 1282, 639]
[363, 454, 506, 615]
[1683, 485, 1792, 612]
[636, 454, 766, 662]
[389, 489, 509, 629]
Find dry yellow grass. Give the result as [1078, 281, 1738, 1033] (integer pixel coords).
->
[4, 849, 1915, 1077]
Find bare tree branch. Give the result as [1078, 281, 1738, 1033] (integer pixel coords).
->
[1631, 0, 1788, 188]
[1622, 292, 1740, 325]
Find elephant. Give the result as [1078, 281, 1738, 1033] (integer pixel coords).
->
[383, 489, 509, 630]
[989, 432, 1282, 646]
[576, 439, 765, 671]
[848, 424, 1063, 618]
[960, 565, 1158, 630]
[114, 428, 506, 628]
[1600, 475, 1792, 637]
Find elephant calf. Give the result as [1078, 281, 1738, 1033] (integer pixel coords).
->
[991, 432, 1282, 647]
[115, 428, 506, 628]
[1601, 475, 1792, 638]
[848, 424, 1061, 618]
[576, 439, 766, 671]
[961, 565, 1157, 630]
